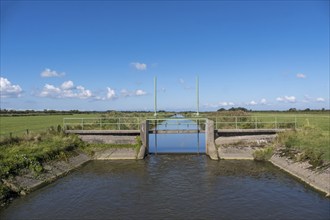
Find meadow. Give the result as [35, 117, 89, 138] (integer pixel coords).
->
[0, 112, 173, 139]
[0, 111, 329, 204]
[1, 111, 329, 165]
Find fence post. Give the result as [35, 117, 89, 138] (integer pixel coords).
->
[275, 117, 277, 129]
[137, 117, 140, 130]
[82, 118, 84, 130]
[100, 118, 102, 129]
[235, 117, 238, 129]
[118, 118, 121, 130]
[215, 117, 218, 129]
[255, 116, 258, 129]
[294, 116, 297, 129]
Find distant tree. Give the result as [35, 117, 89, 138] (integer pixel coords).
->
[228, 107, 248, 112]
[217, 108, 226, 112]
[288, 108, 297, 112]
[304, 108, 311, 111]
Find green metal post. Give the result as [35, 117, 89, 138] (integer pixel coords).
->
[196, 75, 199, 116]
[154, 76, 157, 117]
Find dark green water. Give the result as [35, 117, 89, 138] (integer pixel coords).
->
[1, 156, 329, 220]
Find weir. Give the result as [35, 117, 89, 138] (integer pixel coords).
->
[64, 117, 288, 160]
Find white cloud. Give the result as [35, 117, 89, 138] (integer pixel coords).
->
[61, 80, 74, 90]
[260, 98, 267, 104]
[179, 78, 185, 84]
[248, 100, 258, 105]
[131, 62, 147, 71]
[39, 81, 93, 99]
[316, 97, 325, 102]
[276, 96, 296, 103]
[135, 89, 147, 96]
[106, 87, 116, 100]
[219, 102, 235, 107]
[120, 89, 130, 97]
[296, 73, 306, 79]
[120, 88, 147, 97]
[41, 68, 65, 77]
[0, 77, 23, 98]
[76, 86, 92, 99]
[39, 84, 61, 98]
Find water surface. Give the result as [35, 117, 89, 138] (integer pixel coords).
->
[1, 156, 329, 220]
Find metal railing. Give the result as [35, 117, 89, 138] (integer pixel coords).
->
[147, 118, 207, 131]
[207, 116, 297, 130]
[63, 117, 142, 130]
[63, 115, 329, 131]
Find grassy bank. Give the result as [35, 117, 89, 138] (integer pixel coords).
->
[276, 125, 329, 167]
[0, 127, 141, 206]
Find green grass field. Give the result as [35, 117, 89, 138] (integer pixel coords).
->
[0, 114, 101, 138]
[0, 111, 329, 167]
[251, 112, 330, 132]
[0, 112, 173, 139]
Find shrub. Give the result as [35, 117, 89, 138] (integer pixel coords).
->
[253, 146, 274, 161]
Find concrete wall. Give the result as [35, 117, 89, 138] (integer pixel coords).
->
[205, 119, 219, 160]
[137, 121, 149, 159]
[79, 135, 136, 145]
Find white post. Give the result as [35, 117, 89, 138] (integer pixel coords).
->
[196, 75, 199, 116]
[154, 76, 157, 117]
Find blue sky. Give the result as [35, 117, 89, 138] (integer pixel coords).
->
[1, 0, 329, 111]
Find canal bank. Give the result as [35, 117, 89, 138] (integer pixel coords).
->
[1, 146, 142, 207]
[1, 116, 329, 208]
[215, 135, 330, 196]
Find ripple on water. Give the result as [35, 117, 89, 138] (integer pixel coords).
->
[0, 155, 329, 220]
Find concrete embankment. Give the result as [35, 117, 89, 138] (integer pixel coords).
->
[2, 151, 91, 197]
[216, 135, 276, 159]
[1, 146, 141, 204]
[216, 134, 330, 196]
[270, 154, 330, 197]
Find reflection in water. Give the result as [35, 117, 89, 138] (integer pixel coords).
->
[149, 116, 205, 154]
[1, 156, 329, 220]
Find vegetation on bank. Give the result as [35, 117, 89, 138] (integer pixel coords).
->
[80, 136, 142, 156]
[253, 146, 274, 161]
[276, 124, 330, 168]
[0, 126, 141, 205]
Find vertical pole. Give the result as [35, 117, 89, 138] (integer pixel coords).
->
[82, 118, 84, 130]
[294, 116, 297, 129]
[154, 76, 157, 117]
[275, 116, 277, 129]
[235, 116, 238, 129]
[197, 119, 200, 155]
[196, 75, 199, 116]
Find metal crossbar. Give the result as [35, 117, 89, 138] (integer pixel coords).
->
[63, 116, 307, 131]
[209, 116, 297, 130]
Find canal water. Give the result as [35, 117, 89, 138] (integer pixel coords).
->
[1, 156, 329, 219]
[148, 115, 206, 154]
[1, 117, 329, 219]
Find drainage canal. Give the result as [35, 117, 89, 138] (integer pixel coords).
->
[148, 115, 205, 154]
[1, 156, 329, 219]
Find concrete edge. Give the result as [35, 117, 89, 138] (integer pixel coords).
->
[220, 157, 254, 160]
[270, 155, 330, 197]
